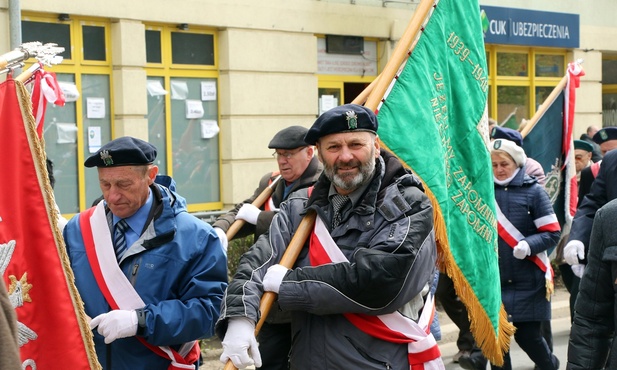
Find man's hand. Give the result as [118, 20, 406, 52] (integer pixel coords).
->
[513, 240, 531, 260]
[263, 264, 290, 294]
[90, 310, 138, 344]
[571, 264, 585, 278]
[236, 204, 261, 225]
[220, 317, 262, 369]
[213, 227, 228, 253]
[564, 240, 585, 265]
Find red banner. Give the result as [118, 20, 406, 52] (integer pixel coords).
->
[0, 78, 100, 369]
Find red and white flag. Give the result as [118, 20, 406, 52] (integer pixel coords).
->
[30, 65, 65, 138]
[0, 78, 100, 369]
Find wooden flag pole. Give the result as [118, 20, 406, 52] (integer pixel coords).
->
[223, 2, 436, 369]
[364, 0, 435, 111]
[520, 74, 568, 139]
[225, 175, 283, 241]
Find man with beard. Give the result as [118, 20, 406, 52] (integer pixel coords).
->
[216, 104, 439, 370]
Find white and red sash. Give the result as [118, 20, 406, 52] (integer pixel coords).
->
[79, 202, 200, 370]
[309, 216, 444, 370]
[495, 204, 559, 300]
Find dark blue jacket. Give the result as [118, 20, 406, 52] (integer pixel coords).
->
[495, 168, 560, 322]
[64, 181, 227, 370]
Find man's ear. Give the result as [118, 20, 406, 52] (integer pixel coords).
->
[374, 135, 381, 158]
[147, 165, 159, 183]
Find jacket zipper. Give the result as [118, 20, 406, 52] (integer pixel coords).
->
[344, 335, 392, 369]
[130, 261, 140, 285]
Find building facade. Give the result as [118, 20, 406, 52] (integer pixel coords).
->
[1, 0, 616, 216]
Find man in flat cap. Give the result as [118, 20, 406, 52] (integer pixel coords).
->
[217, 104, 439, 369]
[63, 136, 228, 370]
[565, 127, 617, 275]
[212, 125, 321, 370]
[579, 125, 603, 162]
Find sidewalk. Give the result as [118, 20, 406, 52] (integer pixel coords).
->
[199, 286, 571, 370]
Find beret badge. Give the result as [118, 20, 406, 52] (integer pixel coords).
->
[345, 110, 358, 130]
[100, 150, 114, 166]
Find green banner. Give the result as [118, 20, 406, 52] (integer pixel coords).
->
[377, 0, 512, 363]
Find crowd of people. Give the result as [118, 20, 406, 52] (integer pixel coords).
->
[4, 102, 617, 369]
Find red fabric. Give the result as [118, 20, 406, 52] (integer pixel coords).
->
[31, 68, 65, 138]
[79, 209, 198, 368]
[0, 78, 94, 368]
[497, 223, 553, 279]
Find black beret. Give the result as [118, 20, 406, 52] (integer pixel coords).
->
[573, 139, 594, 152]
[84, 136, 157, 168]
[268, 126, 309, 149]
[304, 104, 378, 145]
[490, 126, 523, 147]
[592, 127, 617, 145]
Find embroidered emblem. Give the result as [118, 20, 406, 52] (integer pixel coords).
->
[600, 130, 608, 141]
[100, 150, 113, 166]
[493, 140, 502, 149]
[345, 110, 358, 130]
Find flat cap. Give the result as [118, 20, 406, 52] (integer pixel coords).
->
[84, 136, 157, 168]
[268, 126, 309, 149]
[491, 126, 523, 147]
[574, 139, 594, 152]
[592, 127, 617, 145]
[304, 104, 378, 145]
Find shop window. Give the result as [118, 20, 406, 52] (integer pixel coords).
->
[147, 77, 167, 174]
[603, 93, 617, 127]
[82, 25, 106, 61]
[171, 32, 214, 65]
[603, 59, 617, 85]
[497, 52, 528, 77]
[21, 21, 72, 60]
[535, 54, 564, 77]
[146, 30, 162, 64]
[497, 86, 529, 129]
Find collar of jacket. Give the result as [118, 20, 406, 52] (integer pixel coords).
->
[497, 165, 537, 187]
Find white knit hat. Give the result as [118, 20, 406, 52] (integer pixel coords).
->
[491, 139, 527, 168]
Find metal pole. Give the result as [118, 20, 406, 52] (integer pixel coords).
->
[8, 0, 22, 75]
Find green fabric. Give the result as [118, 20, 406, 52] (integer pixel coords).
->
[377, 0, 500, 338]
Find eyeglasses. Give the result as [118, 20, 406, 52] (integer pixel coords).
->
[272, 147, 306, 160]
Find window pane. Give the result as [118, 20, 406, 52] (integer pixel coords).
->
[147, 77, 167, 173]
[146, 30, 162, 63]
[22, 21, 72, 60]
[497, 52, 528, 77]
[535, 86, 554, 111]
[603, 93, 617, 127]
[318, 88, 340, 115]
[170, 78, 220, 203]
[44, 73, 79, 213]
[82, 25, 106, 61]
[535, 54, 564, 77]
[602, 60, 617, 84]
[497, 86, 529, 129]
[82, 74, 112, 205]
[171, 32, 214, 65]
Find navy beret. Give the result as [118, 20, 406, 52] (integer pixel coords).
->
[304, 104, 378, 145]
[592, 127, 617, 145]
[574, 139, 594, 152]
[268, 126, 309, 149]
[490, 126, 523, 147]
[84, 136, 157, 168]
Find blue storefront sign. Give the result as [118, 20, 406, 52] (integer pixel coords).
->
[480, 6, 579, 48]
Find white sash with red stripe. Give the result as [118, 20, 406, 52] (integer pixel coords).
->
[310, 216, 444, 370]
[81, 202, 199, 369]
[495, 203, 555, 300]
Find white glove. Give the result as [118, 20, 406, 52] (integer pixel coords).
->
[90, 310, 138, 344]
[220, 317, 262, 369]
[214, 227, 228, 254]
[572, 264, 585, 278]
[564, 240, 585, 265]
[236, 204, 261, 225]
[513, 240, 531, 260]
[263, 264, 289, 294]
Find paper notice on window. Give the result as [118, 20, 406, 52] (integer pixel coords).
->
[201, 81, 217, 101]
[200, 120, 219, 139]
[86, 97, 106, 119]
[171, 81, 189, 100]
[185, 100, 204, 119]
[59, 82, 80, 102]
[87, 126, 102, 153]
[57, 123, 78, 144]
[319, 95, 337, 115]
[147, 80, 168, 96]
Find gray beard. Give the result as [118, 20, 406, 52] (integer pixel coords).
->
[322, 148, 376, 192]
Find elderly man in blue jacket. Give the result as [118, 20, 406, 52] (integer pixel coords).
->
[63, 136, 227, 370]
